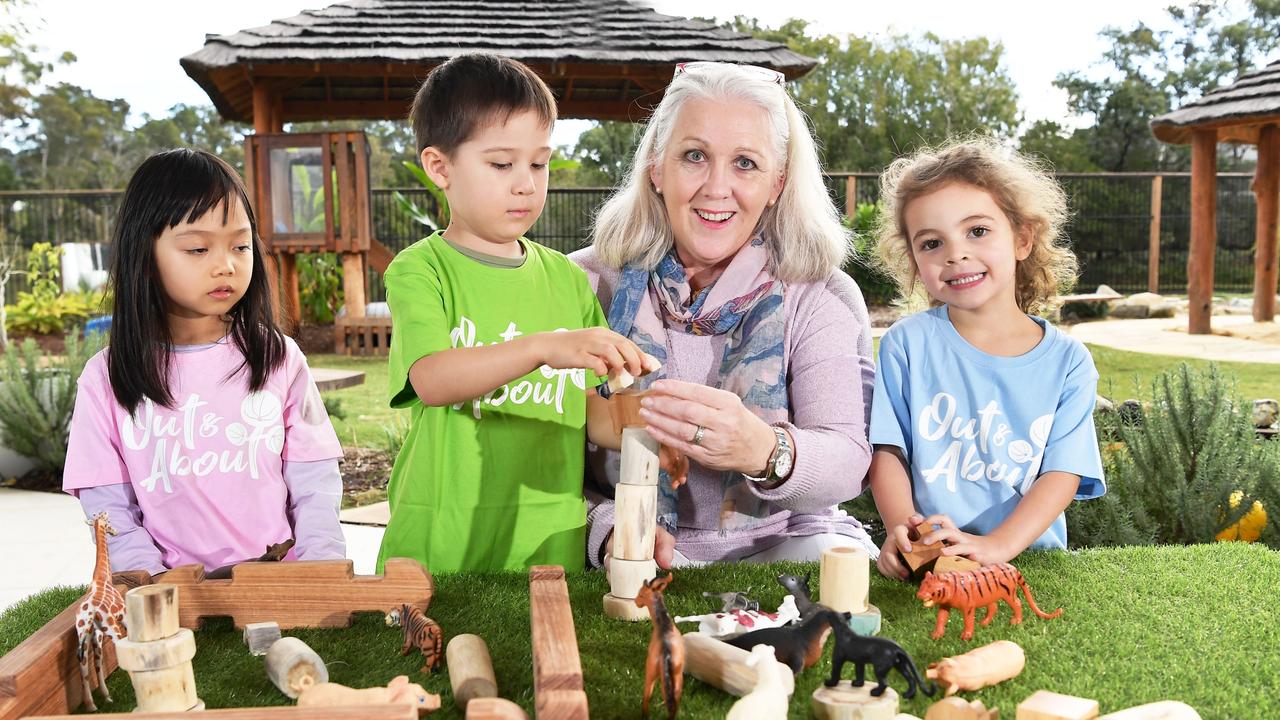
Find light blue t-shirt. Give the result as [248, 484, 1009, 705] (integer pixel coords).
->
[869, 305, 1105, 549]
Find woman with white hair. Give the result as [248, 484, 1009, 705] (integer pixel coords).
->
[571, 61, 878, 568]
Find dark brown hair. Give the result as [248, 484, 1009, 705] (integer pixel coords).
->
[410, 53, 557, 155]
[108, 148, 285, 414]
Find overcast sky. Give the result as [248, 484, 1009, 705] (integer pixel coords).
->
[15, 0, 1188, 147]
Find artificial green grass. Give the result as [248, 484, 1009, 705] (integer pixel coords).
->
[4, 544, 1278, 719]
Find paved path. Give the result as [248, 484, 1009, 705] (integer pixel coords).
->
[1064, 314, 1280, 365]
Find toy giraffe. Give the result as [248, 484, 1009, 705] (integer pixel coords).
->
[75, 511, 129, 711]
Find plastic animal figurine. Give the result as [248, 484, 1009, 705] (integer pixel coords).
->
[925, 697, 999, 720]
[206, 538, 296, 579]
[824, 610, 936, 699]
[76, 511, 128, 712]
[674, 595, 799, 639]
[917, 563, 1063, 641]
[385, 603, 444, 673]
[296, 674, 440, 715]
[726, 644, 789, 720]
[635, 574, 684, 720]
[776, 571, 821, 617]
[703, 589, 760, 613]
[926, 640, 1026, 696]
[726, 605, 842, 674]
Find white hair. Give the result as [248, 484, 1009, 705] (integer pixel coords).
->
[590, 63, 851, 283]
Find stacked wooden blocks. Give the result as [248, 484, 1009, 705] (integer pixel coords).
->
[603, 391, 659, 622]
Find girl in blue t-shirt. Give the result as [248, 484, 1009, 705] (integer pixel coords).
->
[868, 139, 1105, 581]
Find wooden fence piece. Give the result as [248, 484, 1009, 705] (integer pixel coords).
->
[528, 566, 587, 720]
[28, 703, 419, 719]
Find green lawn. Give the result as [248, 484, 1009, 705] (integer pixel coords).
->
[309, 345, 1280, 451]
[4, 544, 1278, 719]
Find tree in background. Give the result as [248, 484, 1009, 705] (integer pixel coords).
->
[1039, 0, 1280, 172]
[567, 18, 1020, 175]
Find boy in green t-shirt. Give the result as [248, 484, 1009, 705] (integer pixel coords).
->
[377, 53, 650, 574]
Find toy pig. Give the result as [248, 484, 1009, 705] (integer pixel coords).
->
[926, 640, 1025, 696]
[296, 675, 441, 715]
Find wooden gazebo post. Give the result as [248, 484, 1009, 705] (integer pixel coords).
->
[1188, 129, 1217, 335]
[250, 82, 303, 331]
[1151, 58, 1280, 332]
[1253, 124, 1280, 322]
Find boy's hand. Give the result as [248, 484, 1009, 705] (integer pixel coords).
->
[535, 328, 644, 378]
[917, 514, 1016, 567]
[659, 445, 688, 490]
[876, 512, 925, 581]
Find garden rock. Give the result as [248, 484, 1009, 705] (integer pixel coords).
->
[1253, 399, 1278, 429]
[1095, 395, 1115, 415]
[1110, 303, 1150, 319]
[1118, 400, 1144, 425]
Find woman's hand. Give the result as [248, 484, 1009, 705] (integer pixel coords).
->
[638, 379, 778, 477]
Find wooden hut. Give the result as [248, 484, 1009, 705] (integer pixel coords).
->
[1151, 58, 1280, 334]
[181, 0, 815, 349]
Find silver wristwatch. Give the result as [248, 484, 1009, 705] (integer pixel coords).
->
[745, 426, 793, 484]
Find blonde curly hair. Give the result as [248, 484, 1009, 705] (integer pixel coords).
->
[875, 138, 1077, 315]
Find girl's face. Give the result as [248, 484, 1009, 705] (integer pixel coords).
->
[153, 198, 254, 323]
[904, 182, 1032, 316]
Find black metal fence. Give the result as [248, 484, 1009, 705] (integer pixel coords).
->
[0, 172, 1265, 304]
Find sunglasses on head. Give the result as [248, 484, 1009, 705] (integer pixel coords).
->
[673, 62, 786, 85]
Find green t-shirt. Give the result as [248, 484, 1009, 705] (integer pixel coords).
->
[376, 232, 606, 574]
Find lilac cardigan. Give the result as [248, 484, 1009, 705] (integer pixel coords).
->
[570, 246, 877, 566]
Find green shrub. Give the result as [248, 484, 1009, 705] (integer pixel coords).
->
[379, 412, 410, 459]
[1068, 364, 1273, 548]
[0, 331, 104, 472]
[322, 393, 346, 422]
[3, 243, 104, 335]
[299, 253, 344, 324]
[842, 203, 898, 306]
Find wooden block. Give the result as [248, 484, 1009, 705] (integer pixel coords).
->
[602, 592, 650, 621]
[0, 592, 119, 719]
[265, 637, 328, 699]
[613, 484, 657, 561]
[681, 632, 794, 698]
[529, 566, 588, 720]
[114, 629, 196, 672]
[618, 426, 659, 487]
[607, 556, 657, 599]
[1098, 701, 1201, 720]
[608, 391, 649, 432]
[933, 556, 981, 574]
[925, 696, 998, 720]
[811, 679, 900, 720]
[900, 541, 944, 578]
[123, 584, 180, 642]
[466, 697, 532, 720]
[152, 557, 432, 630]
[1017, 690, 1100, 720]
[447, 634, 497, 711]
[30, 704, 420, 719]
[820, 546, 869, 614]
[244, 621, 282, 656]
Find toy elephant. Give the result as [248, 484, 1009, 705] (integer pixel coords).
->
[296, 675, 440, 715]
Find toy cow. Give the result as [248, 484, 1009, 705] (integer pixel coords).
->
[296, 675, 440, 715]
[926, 640, 1025, 696]
[674, 595, 800, 639]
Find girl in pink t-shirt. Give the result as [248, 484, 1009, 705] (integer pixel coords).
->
[63, 148, 345, 575]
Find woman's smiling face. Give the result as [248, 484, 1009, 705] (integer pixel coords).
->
[649, 96, 784, 280]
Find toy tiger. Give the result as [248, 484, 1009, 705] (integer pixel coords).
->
[916, 563, 1062, 641]
[385, 603, 444, 674]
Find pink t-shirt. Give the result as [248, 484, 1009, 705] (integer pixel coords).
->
[63, 336, 342, 571]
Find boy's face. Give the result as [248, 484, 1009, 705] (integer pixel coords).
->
[421, 109, 552, 253]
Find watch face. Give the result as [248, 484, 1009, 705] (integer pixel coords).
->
[773, 444, 794, 478]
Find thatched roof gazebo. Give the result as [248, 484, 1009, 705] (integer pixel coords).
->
[181, 0, 816, 132]
[1151, 59, 1280, 333]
